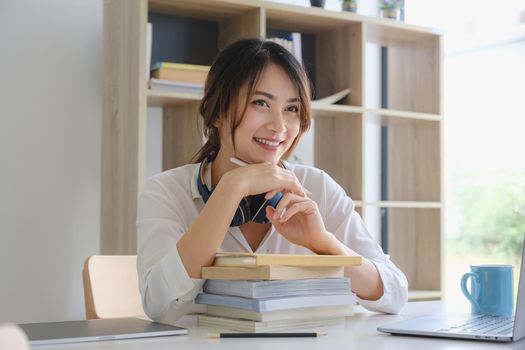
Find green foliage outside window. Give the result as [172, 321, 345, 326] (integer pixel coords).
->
[450, 171, 525, 261]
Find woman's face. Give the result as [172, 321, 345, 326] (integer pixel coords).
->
[219, 63, 301, 164]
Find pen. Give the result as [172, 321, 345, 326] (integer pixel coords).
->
[208, 332, 326, 338]
[229, 157, 249, 167]
[229, 157, 312, 196]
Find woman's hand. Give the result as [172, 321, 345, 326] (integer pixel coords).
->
[265, 193, 334, 253]
[221, 162, 307, 199]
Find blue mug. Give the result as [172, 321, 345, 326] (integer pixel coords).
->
[461, 264, 514, 316]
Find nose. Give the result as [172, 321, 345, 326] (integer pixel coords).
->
[268, 108, 287, 134]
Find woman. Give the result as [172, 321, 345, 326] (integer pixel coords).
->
[137, 38, 408, 324]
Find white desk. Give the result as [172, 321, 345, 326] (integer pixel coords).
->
[37, 301, 523, 349]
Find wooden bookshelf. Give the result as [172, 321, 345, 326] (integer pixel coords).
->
[102, 0, 443, 301]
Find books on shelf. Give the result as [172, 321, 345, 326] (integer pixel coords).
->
[198, 314, 344, 333]
[195, 293, 356, 312]
[201, 265, 344, 280]
[203, 278, 352, 299]
[206, 304, 354, 322]
[151, 62, 210, 84]
[148, 78, 204, 94]
[311, 88, 351, 107]
[213, 252, 361, 268]
[266, 33, 302, 64]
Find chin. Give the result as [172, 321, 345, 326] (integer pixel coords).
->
[246, 154, 282, 165]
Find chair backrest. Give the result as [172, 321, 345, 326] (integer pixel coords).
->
[82, 255, 146, 319]
[0, 324, 29, 350]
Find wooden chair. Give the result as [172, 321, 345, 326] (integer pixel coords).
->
[82, 255, 147, 319]
[0, 324, 29, 350]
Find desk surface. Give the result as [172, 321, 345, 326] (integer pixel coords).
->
[38, 301, 523, 350]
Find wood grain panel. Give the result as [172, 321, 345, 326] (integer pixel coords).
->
[387, 36, 441, 114]
[218, 8, 265, 49]
[387, 119, 441, 201]
[163, 102, 204, 170]
[101, 0, 147, 254]
[388, 208, 441, 290]
[316, 23, 363, 106]
[314, 114, 363, 200]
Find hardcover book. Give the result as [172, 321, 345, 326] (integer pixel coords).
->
[148, 78, 204, 94]
[195, 293, 356, 312]
[201, 265, 344, 281]
[213, 252, 361, 268]
[150, 62, 210, 84]
[206, 304, 354, 322]
[203, 278, 351, 299]
[198, 314, 344, 333]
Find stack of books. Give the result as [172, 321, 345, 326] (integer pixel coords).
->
[196, 253, 361, 332]
[149, 62, 210, 94]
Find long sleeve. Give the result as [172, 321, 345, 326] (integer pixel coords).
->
[136, 172, 206, 324]
[318, 169, 408, 314]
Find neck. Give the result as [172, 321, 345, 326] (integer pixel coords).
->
[211, 148, 237, 188]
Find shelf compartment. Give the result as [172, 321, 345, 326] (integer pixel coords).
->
[364, 207, 441, 291]
[364, 117, 441, 202]
[365, 23, 442, 115]
[149, 3, 264, 69]
[266, 21, 363, 107]
[162, 102, 204, 170]
[314, 113, 363, 201]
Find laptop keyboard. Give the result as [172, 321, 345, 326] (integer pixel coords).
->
[441, 315, 514, 335]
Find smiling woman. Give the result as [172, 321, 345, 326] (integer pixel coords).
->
[136, 38, 408, 325]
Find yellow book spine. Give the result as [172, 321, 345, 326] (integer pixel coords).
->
[155, 62, 210, 72]
[215, 253, 362, 267]
[254, 254, 361, 267]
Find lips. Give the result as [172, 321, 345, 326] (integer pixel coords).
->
[254, 137, 283, 147]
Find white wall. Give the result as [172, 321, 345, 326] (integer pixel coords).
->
[0, 0, 102, 323]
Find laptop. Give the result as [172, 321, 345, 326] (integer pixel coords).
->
[378, 238, 525, 342]
[18, 318, 188, 346]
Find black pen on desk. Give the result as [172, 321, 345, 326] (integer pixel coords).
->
[208, 332, 326, 338]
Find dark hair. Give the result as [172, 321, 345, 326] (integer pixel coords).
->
[191, 38, 312, 163]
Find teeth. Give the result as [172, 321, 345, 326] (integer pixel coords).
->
[255, 137, 280, 146]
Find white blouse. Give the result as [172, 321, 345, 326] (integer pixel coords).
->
[137, 162, 408, 325]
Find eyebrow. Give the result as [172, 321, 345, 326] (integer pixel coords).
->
[253, 91, 300, 103]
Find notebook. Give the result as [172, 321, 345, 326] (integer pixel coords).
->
[195, 292, 356, 312]
[201, 265, 344, 280]
[18, 318, 188, 346]
[213, 252, 361, 267]
[203, 278, 351, 299]
[378, 237, 525, 342]
[198, 314, 343, 333]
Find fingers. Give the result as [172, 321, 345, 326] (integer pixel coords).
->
[279, 201, 315, 222]
[260, 166, 305, 199]
[240, 162, 306, 198]
[264, 189, 278, 200]
[272, 193, 310, 221]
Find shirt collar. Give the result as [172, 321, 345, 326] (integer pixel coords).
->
[191, 160, 212, 200]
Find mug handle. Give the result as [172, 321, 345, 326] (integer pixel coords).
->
[461, 272, 480, 310]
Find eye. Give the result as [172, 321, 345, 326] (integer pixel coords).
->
[286, 105, 299, 113]
[252, 99, 269, 108]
